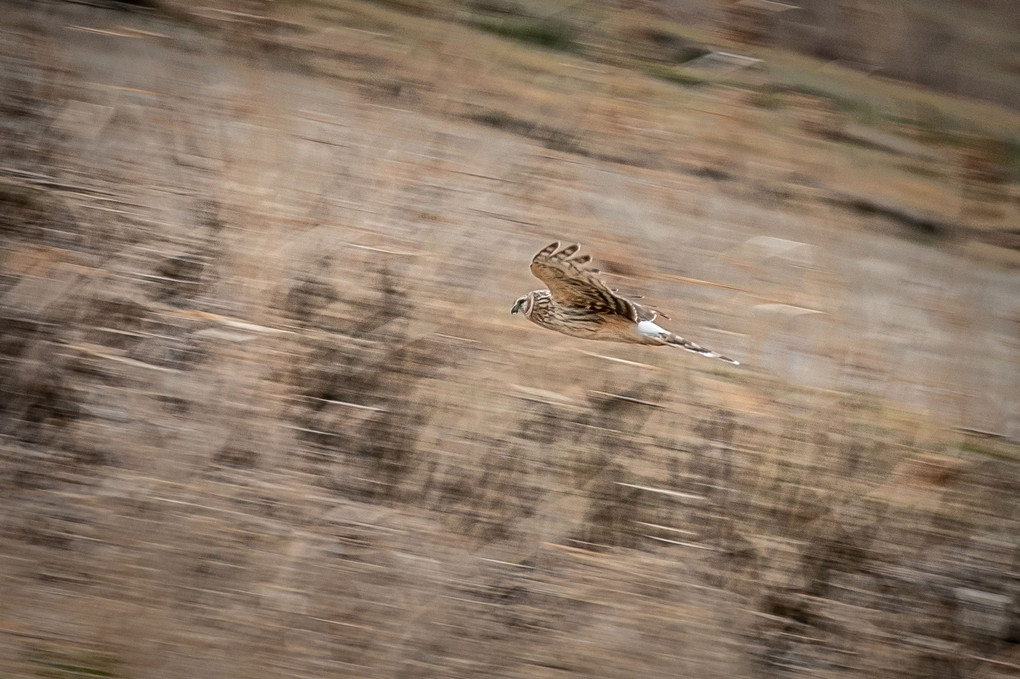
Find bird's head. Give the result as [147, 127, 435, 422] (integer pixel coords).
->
[510, 294, 530, 316]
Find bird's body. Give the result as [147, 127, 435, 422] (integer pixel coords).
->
[511, 242, 739, 365]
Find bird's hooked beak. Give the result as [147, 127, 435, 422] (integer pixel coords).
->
[510, 297, 525, 315]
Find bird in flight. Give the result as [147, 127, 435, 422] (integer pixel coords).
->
[511, 242, 739, 365]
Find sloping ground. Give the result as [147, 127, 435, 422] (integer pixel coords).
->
[1, 2, 1019, 678]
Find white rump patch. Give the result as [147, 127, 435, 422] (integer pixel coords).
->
[637, 320, 670, 340]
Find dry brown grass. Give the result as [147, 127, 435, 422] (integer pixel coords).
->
[1, 1, 1018, 678]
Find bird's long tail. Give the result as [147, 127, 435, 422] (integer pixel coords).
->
[667, 334, 740, 365]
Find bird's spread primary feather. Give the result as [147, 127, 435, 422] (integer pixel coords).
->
[512, 242, 739, 365]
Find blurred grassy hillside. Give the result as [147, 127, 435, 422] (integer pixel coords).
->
[1, 1, 1018, 678]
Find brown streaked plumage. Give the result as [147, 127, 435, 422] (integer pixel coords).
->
[511, 242, 739, 365]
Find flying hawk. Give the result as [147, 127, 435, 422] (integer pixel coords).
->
[511, 242, 739, 365]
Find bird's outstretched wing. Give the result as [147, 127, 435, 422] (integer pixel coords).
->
[529, 242, 658, 322]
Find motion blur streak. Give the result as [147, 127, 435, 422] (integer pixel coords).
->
[0, 1, 1017, 678]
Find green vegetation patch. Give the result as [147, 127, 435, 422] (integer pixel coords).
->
[28, 646, 121, 679]
[471, 16, 578, 51]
